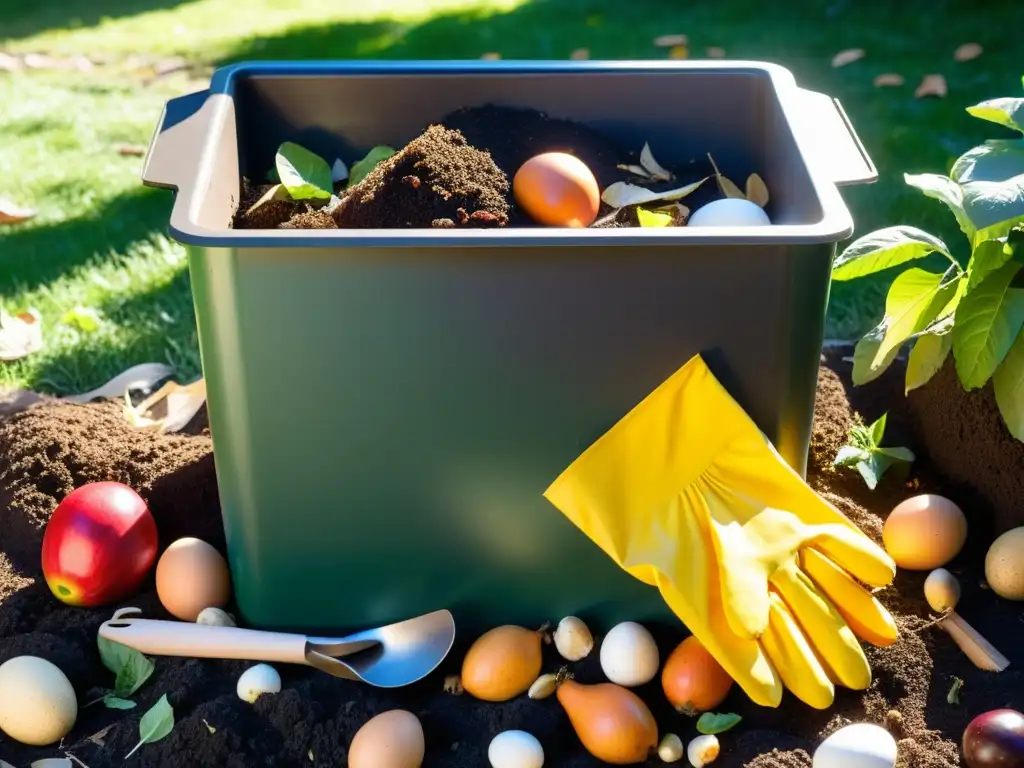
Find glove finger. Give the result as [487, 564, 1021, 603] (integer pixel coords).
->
[651, 570, 784, 709]
[761, 591, 835, 710]
[801, 547, 899, 647]
[705, 511, 771, 641]
[771, 562, 872, 691]
[809, 523, 896, 588]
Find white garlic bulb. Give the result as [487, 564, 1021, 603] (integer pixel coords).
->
[552, 616, 594, 662]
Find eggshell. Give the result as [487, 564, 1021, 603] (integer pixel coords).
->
[155, 537, 231, 621]
[812, 723, 897, 768]
[687, 197, 771, 226]
[513, 152, 600, 227]
[984, 526, 1024, 600]
[348, 709, 425, 768]
[489, 729, 545, 768]
[0, 655, 78, 746]
[883, 494, 967, 570]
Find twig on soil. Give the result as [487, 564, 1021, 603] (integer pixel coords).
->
[914, 608, 953, 632]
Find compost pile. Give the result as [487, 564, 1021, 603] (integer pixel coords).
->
[0, 353, 1022, 768]
[231, 104, 725, 231]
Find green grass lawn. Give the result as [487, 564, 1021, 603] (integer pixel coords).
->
[1, 0, 1021, 394]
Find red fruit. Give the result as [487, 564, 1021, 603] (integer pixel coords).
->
[41, 481, 158, 607]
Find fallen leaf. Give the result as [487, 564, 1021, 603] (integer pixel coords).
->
[915, 74, 948, 99]
[954, 42, 983, 62]
[653, 34, 688, 48]
[570, 48, 590, 60]
[0, 308, 43, 361]
[745, 173, 770, 207]
[60, 306, 102, 332]
[668, 45, 689, 60]
[873, 73, 905, 87]
[116, 144, 147, 157]
[706, 47, 726, 58]
[331, 158, 349, 184]
[706, 153, 745, 198]
[0, 197, 37, 224]
[87, 724, 115, 747]
[203, 719, 216, 734]
[601, 177, 709, 208]
[617, 164, 650, 178]
[124, 378, 206, 434]
[636, 208, 674, 227]
[831, 48, 865, 68]
[63, 362, 175, 405]
[639, 142, 674, 182]
[480, 52, 501, 60]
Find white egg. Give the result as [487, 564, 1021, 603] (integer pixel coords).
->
[488, 729, 544, 768]
[688, 198, 771, 227]
[0, 655, 78, 746]
[599, 621, 660, 687]
[236, 663, 281, 703]
[812, 723, 897, 768]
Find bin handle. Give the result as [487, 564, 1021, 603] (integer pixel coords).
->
[141, 89, 211, 193]
[792, 88, 878, 187]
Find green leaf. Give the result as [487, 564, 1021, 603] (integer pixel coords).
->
[833, 445, 871, 466]
[696, 712, 742, 735]
[904, 172, 975, 241]
[636, 207, 674, 227]
[906, 331, 953, 393]
[966, 97, 1024, 134]
[952, 261, 1024, 389]
[869, 412, 888, 445]
[348, 145, 396, 187]
[873, 268, 960, 368]
[961, 174, 1024, 246]
[98, 634, 154, 699]
[125, 694, 174, 759]
[60, 306, 102, 332]
[951, 139, 1024, 184]
[968, 237, 1014, 291]
[878, 446, 916, 462]
[275, 142, 333, 200]
[855, 457, 883, 489]
[104, 695, 137, 710]
[852, 320, 901, 385]
[993, 330, 1024, 441]
[832, 226, 952, 281]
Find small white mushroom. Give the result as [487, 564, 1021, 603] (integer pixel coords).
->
[236, 663, 281, 703]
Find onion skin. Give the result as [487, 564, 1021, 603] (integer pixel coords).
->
[460, 625, 545, 702]
[556, 680, 658, 765]
[963, 709, 1024, 768]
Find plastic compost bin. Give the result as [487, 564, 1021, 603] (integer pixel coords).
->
[143, 60, 877, 635]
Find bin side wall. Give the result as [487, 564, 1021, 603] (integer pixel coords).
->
[188, 241, 833, 634]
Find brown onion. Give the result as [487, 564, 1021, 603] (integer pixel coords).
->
[962, 708, 1024, 768]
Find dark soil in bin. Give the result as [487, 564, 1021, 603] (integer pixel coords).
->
[231, 104, 725, 231]
[1, 353, 1022, 768]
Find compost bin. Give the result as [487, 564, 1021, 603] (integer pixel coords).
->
[142, 60, 877, 635]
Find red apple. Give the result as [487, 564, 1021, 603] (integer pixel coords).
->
[41, 481, 159, 607]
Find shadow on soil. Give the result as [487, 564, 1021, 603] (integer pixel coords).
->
[0, 0, 194, 44]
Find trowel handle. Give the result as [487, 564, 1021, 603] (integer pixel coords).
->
[98, 617, 310, 665]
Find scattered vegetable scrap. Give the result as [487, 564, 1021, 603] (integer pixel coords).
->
[916, 73, 948, 98]
[123, 377, 206, 434]
[653, 34, 689, 48]
[570, 48, 590, 60]
[873, 73, 906, 88]
[831, 48, 866, 67]
[954, 42, 984, 62]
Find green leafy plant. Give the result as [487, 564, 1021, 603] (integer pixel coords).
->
[348, 145, 396, 187]
[275, 141, 333, 200]
[125, 694, 175, 758]
[833, 413, 915, 490]
[833, 76, 1024, 443]
[93, 634, 155, 710]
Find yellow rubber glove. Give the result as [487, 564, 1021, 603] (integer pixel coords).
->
[543, 354, 898, 709]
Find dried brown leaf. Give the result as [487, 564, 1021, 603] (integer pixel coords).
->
[0, 197, 37, 224]
[745, 173, 770, 207]
[653, 34, 688, 48]
[124, 378, 206, 433]
[601, 177, 710, 208]
[570, 48, 590, 60]
[479, 52, 501, 60]
[617, 164, 651, 178]
[873, 73, 905, 87]
[706, 154, 745, 199]
[705, 47, 726, 58]
[668, 45, 689, 60]
[915, 74, 948, 99]
[116, 144, 147, 157]
[0, 308, 43, 361]
[831, 48, 865, 68]
[87, 724, 115, 747]
[953, 42, 983, 62]
[639, 142, 674, 182]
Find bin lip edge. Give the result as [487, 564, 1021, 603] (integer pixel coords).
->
[168, 59, 856, 247]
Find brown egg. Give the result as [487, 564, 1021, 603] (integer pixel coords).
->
[513, 152, 600, 227]
[348, 709, 424, 768]
[155, 537, 231, 621]
[882, 494, 967, 571]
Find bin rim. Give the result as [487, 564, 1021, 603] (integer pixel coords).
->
[148, 59, 865, 248]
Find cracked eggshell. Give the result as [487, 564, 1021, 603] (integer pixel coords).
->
[812, 723, 897, 768]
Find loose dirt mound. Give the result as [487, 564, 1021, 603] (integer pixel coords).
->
[0, 357, 1020, 767]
